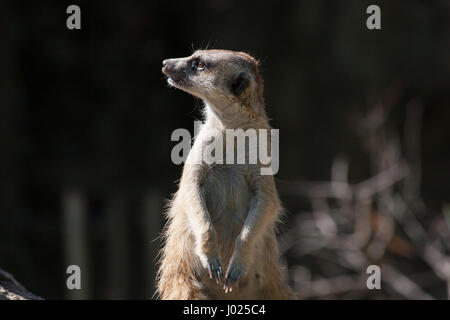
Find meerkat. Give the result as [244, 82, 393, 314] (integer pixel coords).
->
[157, 49, 295, 300]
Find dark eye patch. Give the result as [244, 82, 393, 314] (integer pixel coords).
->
[191, 58, 206, 71]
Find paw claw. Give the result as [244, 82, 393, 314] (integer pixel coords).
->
[205, 255, 223, 284]
[224, 259, 246, 293]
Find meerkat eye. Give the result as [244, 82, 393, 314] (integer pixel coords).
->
[192, 58, 206, 71]
[197, 61, 205, 70]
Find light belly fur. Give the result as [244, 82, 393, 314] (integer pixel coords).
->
[202, 165, 251, 243]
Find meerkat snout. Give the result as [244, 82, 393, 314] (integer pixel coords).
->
[161, 59, 168, 73]
[162, 58, 189, 87]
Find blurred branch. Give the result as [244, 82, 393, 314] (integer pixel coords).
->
[284, 95, 450, 299]
[382, 264, 433, 300]
[0, 268, 43, 300]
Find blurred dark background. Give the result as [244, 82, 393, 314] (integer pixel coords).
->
[1, 0, 449, 299]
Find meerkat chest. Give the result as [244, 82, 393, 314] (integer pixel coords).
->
[201, 165, 253, 224]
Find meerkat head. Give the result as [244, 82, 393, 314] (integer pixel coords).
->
[162, 50, 265, 117]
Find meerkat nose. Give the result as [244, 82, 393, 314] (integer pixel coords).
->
[162, 59, 173, 74]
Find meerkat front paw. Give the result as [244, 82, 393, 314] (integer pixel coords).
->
[198, 253, 223, 284]
[224, 252, 247, 293]
[195, 228, 223, 284]
[207, 255, 223, 284]
[197, 247, 223, 284]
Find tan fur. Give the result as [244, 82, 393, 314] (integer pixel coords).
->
[157, 50, 296, 300]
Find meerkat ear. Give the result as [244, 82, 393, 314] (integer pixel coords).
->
[230, 72, 250, 96]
